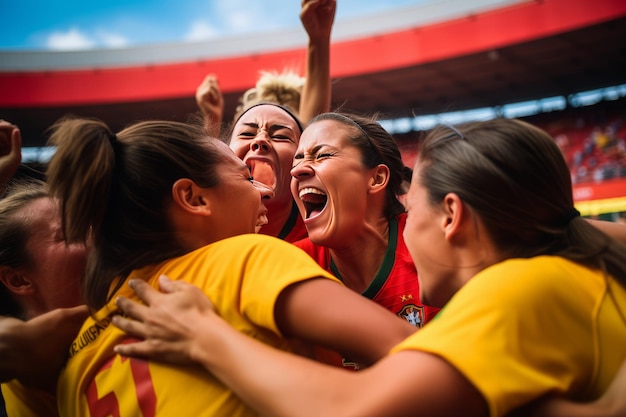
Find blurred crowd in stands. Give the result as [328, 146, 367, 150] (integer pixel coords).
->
[394, 100, 626, 187]
[549, 119, 626, 185]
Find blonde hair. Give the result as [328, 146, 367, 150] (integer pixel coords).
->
[234, 70, 305, 120]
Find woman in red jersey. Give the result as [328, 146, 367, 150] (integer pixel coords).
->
[289, 112, 439, 367]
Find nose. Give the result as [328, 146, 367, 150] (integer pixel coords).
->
[250, 131, 271, 152]
[290, 159, 314, 179]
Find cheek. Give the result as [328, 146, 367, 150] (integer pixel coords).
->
[53, 246, 87, 277]
[277, 145, 297, 168]
[244, 186, 262, 213]
[30, 247, 84, 299]
[68, 245, 88, 271]
[228, 141, 248, 159]
[323, 169, 367, 203]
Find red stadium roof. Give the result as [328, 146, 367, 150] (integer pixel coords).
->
[2, 0, 626, 147]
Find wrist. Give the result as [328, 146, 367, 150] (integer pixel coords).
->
[188, 312, 230, 369]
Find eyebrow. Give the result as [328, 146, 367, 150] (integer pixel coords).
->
[294, 144, 330, 157]
[242, 122, 294, 133]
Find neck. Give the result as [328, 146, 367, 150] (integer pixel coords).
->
[330, 217, 390, 293]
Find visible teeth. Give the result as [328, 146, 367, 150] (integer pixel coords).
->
[255, 214, 268, 233]
[299, 187, 326, 198]
[256, 214, 268, 227]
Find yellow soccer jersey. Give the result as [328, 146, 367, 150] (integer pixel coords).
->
[390, 255, 626, 417]
[57, 234, 339, 417]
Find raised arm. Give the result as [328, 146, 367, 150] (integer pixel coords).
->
[0, 120, 22, 195]
[298, 0, 335, 124]
[195, 74, 225, 138]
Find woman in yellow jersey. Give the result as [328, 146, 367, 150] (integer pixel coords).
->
[113, 118, 626, 417]
[42, 116, 416, 417]
[0, 181, 88, 417]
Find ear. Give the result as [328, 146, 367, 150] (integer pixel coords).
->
[368, 164, 390, 195]
[441, 193, 467, 242]
[0, 266, 35, 296]
[171, 179, 212, 217]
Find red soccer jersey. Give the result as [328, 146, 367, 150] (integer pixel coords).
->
[294, 213, 440, 369]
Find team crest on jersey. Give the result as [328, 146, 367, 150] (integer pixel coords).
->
[398, 304, 425, 327]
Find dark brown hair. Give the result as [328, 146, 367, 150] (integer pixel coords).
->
[417, 118, 626, 285]
[46, 117, 223, 309]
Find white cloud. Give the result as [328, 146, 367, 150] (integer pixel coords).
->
[185, 20, 219, 41]
[98, 32, 129, 48]
[44, 27, 129, 50]
[224, 10, 256, 32]
[45, 28, 96, 50]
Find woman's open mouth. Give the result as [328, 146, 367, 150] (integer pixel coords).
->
[247, 160, 276, 189]
[298, 187, 327, 219]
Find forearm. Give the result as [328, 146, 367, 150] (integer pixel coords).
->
[204, 116, 222, 138]
[275, 279, 416, 366]
[193, 311, 361, 417]
[0, 317, 25, 382]
[299, 37, 331, 124]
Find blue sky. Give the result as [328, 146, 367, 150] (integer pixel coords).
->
[2, 0, 426, 51]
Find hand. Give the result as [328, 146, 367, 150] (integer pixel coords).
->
[113, 275, 217, 366]
[300, 0, 336, 41]
[0, 306, 88, 391]
[0, 120, 22, 190]
[195, 74, 224, 137]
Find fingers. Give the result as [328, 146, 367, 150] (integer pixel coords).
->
[115, 293, 151, 322]
[157, 274, 204, 296]
[111, 314, 147, 340]
[113, 339, 151, 358]
[127, 278, 161, 305]
[57, 305, 89, 326]
[0, 121, 18, 156]
[158, 274, 177, 293]
[9, 126, 22, 160]
[30, 305, 88, 330]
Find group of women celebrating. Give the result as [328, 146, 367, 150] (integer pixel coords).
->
[1, 1, 626, 413]
[2, 104, 626, 416]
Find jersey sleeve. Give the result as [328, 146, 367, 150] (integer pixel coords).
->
[237, 235, 340, 335]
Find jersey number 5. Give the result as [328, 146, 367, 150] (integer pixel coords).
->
[86, 354, 157, 416]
